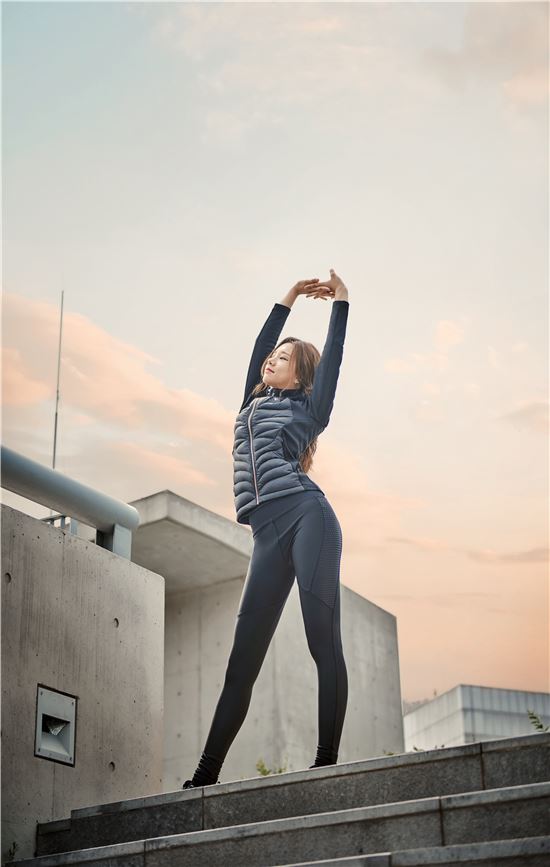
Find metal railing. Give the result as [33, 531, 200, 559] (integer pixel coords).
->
[1, 446, 140, 559]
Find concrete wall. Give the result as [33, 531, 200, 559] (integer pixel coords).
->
[163, 575, 404, 790]
[1, 505, 165, 863]
[1, 489, 405, 857]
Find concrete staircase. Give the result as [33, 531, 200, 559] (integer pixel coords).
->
[12, 733, 550, 867]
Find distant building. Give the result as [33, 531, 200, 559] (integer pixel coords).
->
[404, 684, 550, 750]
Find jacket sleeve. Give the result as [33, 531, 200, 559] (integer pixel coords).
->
[239, 302, 292, 412]
[307, 299, 349, 428]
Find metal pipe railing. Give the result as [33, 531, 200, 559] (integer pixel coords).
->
[1, 446, 140, 558]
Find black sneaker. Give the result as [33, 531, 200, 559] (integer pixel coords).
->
[182, 779, 221, 789]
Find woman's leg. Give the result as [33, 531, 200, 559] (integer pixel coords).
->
[291, 493, 348, 766]
[190, 518, 296, 786]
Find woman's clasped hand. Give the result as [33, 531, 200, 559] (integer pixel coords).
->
[291, 269, 348, 301]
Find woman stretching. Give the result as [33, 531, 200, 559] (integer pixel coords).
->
[183, 268, 350, 788]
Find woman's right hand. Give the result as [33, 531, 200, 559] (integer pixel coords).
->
[292, 278, 334, 301]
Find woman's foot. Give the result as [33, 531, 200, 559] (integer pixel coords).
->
[182, 779, 221, 789]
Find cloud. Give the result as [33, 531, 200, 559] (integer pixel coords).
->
[386, 534, 449, 552]
[498, 400, 549, 434]
[387, 534, 549, 565]
[3, 292, 234, 451]
[376, 590, 503, 608]
[487, 345, 502, 370]
[310, 436, 424, 556]
[202, 106, 283, 149]
[386, 352, 449, 375]
[300, 16, 345, 35]
[385, 318, 466, 375]
[2, 346, 51, 407]
[91, 438, 216, 491]
[435, 320, 465, 353]
[136, 2, 384, 147]
[422, 2, 549, 109]
[466, 546, 549, 564]
[140, 0, 548, 153]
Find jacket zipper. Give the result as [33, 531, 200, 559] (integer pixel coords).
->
[247, 396, 267, 504]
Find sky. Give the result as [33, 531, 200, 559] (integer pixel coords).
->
[2, 1, 548, 708]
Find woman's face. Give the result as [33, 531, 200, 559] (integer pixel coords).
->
[263, 342, 297, 390]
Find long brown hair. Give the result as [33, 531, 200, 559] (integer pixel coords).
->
[251, 336, 321, 474]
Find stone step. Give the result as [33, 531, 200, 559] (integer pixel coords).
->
[35, 733, 549, 857]
[275, 834, 550, 866]
[14, 780, 550, 867]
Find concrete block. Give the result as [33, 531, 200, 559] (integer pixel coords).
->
[441, 781, 550, 846]
[481, 733, 550, 790]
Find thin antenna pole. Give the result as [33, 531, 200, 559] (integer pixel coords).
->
[52, 289, 64, 471]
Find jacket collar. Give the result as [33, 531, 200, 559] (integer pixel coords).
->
[265, 384, 305, 399]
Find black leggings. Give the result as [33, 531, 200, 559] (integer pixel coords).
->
[191, 489, 348, 786]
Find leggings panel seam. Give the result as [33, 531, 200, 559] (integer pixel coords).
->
[271, 518, 289, 565]
[308, 495, 326, 595]
[308, 588, 334, 610]
[330, 599, 338, 757]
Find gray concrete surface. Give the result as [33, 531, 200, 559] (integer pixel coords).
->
[10, 778, 550, 867]
[33, 733, 550, 857]
[1, 505, 165, 864]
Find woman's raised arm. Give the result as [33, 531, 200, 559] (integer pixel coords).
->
[238, 278, 324, 412]
[306, 300, 349, 429]
[307, 270, 350, 429]
[239, 302, 292, 412]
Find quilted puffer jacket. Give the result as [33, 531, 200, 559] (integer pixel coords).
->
[232, 299, 349, 525]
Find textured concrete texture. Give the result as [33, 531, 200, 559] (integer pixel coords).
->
[1, 505, 165, 865]
[278, 835, 550, 865]
[129, 490, 404, 789]
[10, 779, 550, 867]
[29, 733, 550, 863]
